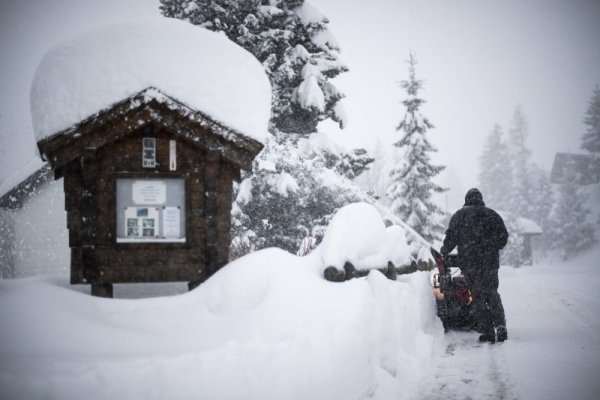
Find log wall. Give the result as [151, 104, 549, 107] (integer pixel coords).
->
[66, 125, 236, 289]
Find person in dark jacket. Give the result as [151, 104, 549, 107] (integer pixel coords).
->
[440, 188, 509, 343]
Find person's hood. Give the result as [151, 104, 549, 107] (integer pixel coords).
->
[464, 188, 485, 206]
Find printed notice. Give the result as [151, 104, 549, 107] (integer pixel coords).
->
[163, 207, 181, 238]
[124, 207, 159, 238]
[132, 180, 166, 205]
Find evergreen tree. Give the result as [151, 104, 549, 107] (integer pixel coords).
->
[160, 0, 347, 134]
[357, 138, 395, 202]
[161, 0, 371, 255]
[387, 53, 446, 243]
[478, 124, 512, 211]
[549, 164, 596, 260]
[500, 213, 525, 267]
[507, 105, 535, 220]
[581, 85, 600, 183]
[528, 164, 554, 251]
[581, 85, 600, 153]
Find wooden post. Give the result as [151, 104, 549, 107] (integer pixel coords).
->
[91, 283, 113, 298]
[204, 151, 220, 279]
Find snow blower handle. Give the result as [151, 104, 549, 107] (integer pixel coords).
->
[430, 247, 446, 275]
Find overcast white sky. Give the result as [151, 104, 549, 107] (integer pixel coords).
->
[1, 0, 599, 209]
[311, 0, 600, 208]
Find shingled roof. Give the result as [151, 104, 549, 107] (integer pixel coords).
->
[0, 163, 52, 209]
[37, 87, 264, 177]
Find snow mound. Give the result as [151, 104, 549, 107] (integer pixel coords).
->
[30, 18, 271, 143]
[321, 202, 413, 269]
[0, 247, 442, 400]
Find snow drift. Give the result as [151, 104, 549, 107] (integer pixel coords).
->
[0, 203, 442, 400]
[30, 18, 271, 144]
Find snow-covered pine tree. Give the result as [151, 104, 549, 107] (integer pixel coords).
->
[507, 105, 535, 221]
[356, 138, 395, 202]
[387, 53, 446, 244]
[581, 85, 600, 154]
[528, 164, 554, 252]
[161, 0, 372, 254]
[160, 0, 348, 134]
[478, 124, 513, 211]
[549, 163, 595, 260]
[581, 85, 600, 183]
[500, 212, 525, 267]
[231, 131, 370, 253]
[269, 2, 349, 133]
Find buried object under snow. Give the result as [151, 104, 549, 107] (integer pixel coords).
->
[323, 259, 432, 282]
[323, 247, 473, 332]
[320, 202, 434, 282]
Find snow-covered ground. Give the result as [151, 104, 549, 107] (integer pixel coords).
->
[421, 247, 600, 400]
[0, 249, 439, 400]
[1, 210, 599, 399]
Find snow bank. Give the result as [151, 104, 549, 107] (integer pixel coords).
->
[0, 243, 441, 400]
[30, 18, 271, 143]
[320, 202, 414, 269]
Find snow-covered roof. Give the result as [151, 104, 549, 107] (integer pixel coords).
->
[516, 217, 542, 235]
[30, 18, 271, 144]
[0, 157, 46, 200]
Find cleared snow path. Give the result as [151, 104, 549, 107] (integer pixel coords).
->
[419, 332, 517, 400]
[419, 247, 600, 400]
[499, 250, 600, 400]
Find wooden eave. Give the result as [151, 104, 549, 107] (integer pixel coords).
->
[37, 87, 264, 174]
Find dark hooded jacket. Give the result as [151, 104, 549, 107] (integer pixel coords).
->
[441, 189, 508, 269]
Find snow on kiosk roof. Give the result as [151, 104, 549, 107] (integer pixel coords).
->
[31, 18, 271, 154]
[29, 19, 271, 297]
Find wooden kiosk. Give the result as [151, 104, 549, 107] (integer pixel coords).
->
[37, 88, 263, 297]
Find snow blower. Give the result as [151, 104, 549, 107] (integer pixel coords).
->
[430, 247, 473, 331]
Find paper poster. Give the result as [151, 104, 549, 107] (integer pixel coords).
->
[125, 207, 159, 238]
[132, 180, 166, 205]
[163, 206, 181, 238]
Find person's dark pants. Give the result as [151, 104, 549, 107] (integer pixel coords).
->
[463, 267, 506, 333]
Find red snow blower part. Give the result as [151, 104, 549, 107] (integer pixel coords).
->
[430, 248, 473, 331]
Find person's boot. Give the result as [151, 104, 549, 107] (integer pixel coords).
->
[479, 325, 496, 343]
[496, 325, 508, 342]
